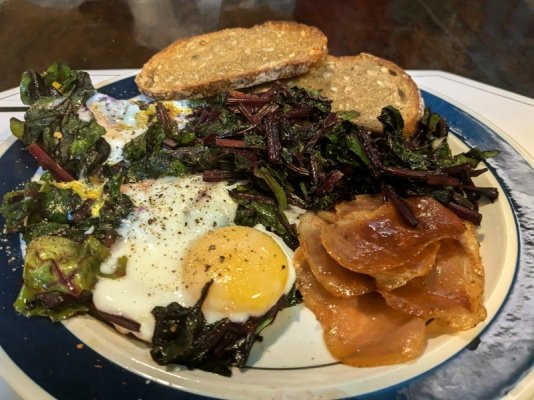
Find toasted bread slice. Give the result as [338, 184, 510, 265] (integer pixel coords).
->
[136, 21, 327, 100]
[287, 54, 423, 136]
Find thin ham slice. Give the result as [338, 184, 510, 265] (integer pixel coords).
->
[373, 241, 440, 290]
[380, 223, 486, 330]
[299, 213, 375, 298]
[321, 197, 466, 274]
[317, 194, 384, 223]
[294, 249, 427, 367]
[335, 194, 384, 215]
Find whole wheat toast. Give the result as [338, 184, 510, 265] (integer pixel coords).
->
[136, 21, 327, 100]
[286, 54, 423, 137]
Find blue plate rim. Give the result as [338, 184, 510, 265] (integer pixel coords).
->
[0, 75, 533, 400]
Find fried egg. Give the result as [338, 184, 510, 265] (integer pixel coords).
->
[85, 93, 191, 164]
[92, 175, 296, 342]
[182, 225, 295, 323]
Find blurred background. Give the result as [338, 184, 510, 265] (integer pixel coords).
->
[0, 0, 532, 96]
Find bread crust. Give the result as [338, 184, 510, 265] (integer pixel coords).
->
[135, 21, 327, 100]
[136, 23, 422, 136]
[287, 53, 424, 137]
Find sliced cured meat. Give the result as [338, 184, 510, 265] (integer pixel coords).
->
[321, 197, 466, 274]
[299, 213, 375, 298]
[316, 194, 384, 223]
[380, 223, 486, 330]
[294, 250, 427, 367]
[335, 194, 384, 216]
[374, 241, 440, 290]
[316, 210, 337, 224]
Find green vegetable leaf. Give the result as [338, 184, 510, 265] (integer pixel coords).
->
[124, 123, 190, 181]
[9, 118, 24, 140]
[386, 131, 429, 170]
[19, 71, 54, 106]
[41, 187, 80, 223]
[14, 235, 109, 321]
[378, 106, 404, 133]
[336, 110, 360, 121]
[44, 63, 79, 96]
[20, 63, 93, 105]
[253, 165, 288, 210]
[127, 152, 187, 181]
[1, 182, 40, 233]
[15, 63, 110, 179]
[124, 124, 165, 161]
[62, 114, 106, 159]
[1, 175, 132, 246]
[14, 286, 89, 321]
[99, 255, 128, 279]
[231, 186, 298, 249]
[151, 281, 296, 376]
[450, 147, 500, 168]
[346, 132, 370, 165]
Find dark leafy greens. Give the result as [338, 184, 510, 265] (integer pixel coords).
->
[11, 63, 110, 180]
[1, 171, 133, 246]
[123, 83, 498, 234]
[123, 123, 187, 181]
[362, 106, 499, 225]
[151, 282, 301, 376]
[2, 167, 133, 321]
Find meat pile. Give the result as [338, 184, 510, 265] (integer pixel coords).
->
[295, 195, 487, 367]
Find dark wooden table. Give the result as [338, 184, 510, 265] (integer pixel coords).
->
[0, 0, 532, 97]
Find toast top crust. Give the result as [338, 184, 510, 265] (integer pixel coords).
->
[287, 54, 424, 137]
[136, 21, 327, 100]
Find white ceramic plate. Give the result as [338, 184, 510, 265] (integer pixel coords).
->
[0, 74, 532, 399]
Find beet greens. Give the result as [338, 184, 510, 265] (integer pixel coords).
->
[151, 282, 301, 376]
[130, 82, 498, 232]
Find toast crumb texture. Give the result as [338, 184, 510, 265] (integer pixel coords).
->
[136, 21, 327, 100]
[287, 54, 423, 136]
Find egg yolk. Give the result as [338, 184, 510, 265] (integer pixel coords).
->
[181, 226, 289, 319]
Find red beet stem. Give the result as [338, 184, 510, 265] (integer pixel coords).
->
[27, 143, 74, 182]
